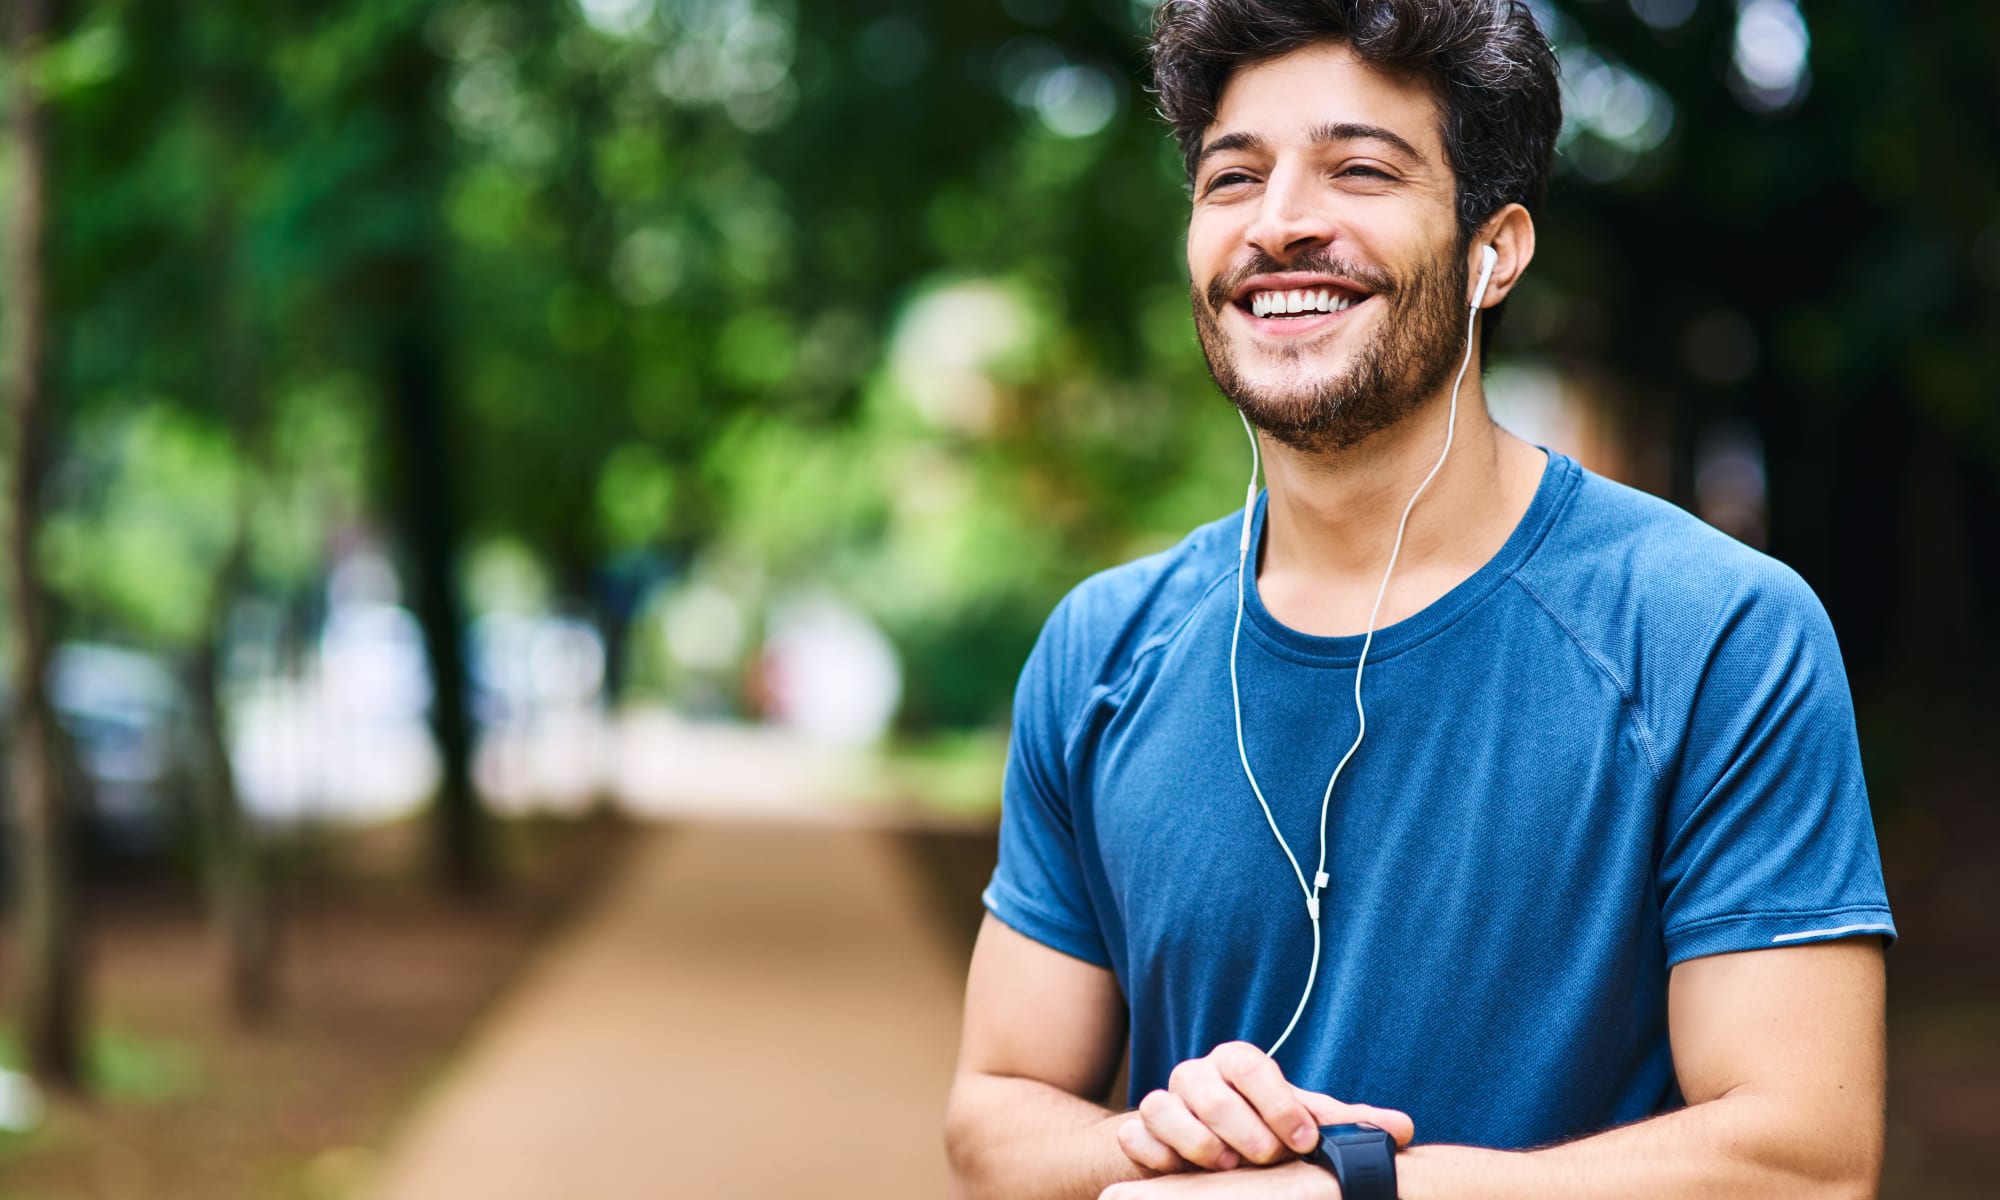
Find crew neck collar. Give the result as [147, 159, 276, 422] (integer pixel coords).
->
[1240, 448, 1575, 667]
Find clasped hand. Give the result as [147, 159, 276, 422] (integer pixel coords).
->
[1116, 1041, 1413, 1174]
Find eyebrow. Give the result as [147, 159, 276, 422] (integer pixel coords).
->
[1195, 121, 1429, 173]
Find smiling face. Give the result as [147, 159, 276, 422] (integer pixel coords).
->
[1187, 41, 1472, 454]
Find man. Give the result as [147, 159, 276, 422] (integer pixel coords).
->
[944, 2, 1893, 1199]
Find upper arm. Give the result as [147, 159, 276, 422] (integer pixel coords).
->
[1655, 567, 1894, 962]
[956, 912, 1127, 1101]
[1668, 938, 1886, 1121]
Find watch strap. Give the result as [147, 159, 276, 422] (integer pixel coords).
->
[1305, 1123, 1397, 1200]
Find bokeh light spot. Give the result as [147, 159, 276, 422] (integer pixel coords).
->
[576, 0, 653, 38]
[1628, 0, 1698, 32]
[1731, 0, 1812, 114]
[1032, 64, 1118, 138]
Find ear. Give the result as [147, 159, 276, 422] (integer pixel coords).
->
[1469, 203, 1536, 310]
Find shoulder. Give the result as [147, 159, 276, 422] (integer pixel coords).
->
[1517, 462, 1828, 646]
[1511, 460, 1842, 720]
[1022, 509, 1240, 725]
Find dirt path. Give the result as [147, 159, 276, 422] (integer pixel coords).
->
[363, 822, 967, 1200]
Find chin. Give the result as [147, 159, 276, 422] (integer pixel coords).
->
[1234, 358, 1354, 403]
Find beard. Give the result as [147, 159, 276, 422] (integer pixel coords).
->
[1191, 240, 1470, 455]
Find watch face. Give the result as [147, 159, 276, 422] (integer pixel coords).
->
[1313, 1124, 1398, 1200]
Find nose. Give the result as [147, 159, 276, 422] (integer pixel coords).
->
[1242, 163, 1333, 263]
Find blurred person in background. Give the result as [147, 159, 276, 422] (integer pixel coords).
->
[946, 3, 1893, 1199]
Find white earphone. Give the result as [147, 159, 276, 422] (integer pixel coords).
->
[1232, 242, 1497, 1057]
[1474, 242, 1498, 310]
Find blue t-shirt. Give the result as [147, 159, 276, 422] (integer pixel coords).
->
[983, 450, 1894, 1151]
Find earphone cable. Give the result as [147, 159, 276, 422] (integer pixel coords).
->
[1232, 287, 1484, 1058]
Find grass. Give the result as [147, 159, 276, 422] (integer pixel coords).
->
[0, 1023, 203, 1106]
[0, 1022, 203, 1175]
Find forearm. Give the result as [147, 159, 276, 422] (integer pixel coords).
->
[946, 1071, 1147, 1200]
[1399, 1090, 1881, 1200]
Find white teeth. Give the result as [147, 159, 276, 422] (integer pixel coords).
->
[1248, 287, 1365, 317]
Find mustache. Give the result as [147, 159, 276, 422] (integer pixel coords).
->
[1203, 249, 1401, 314]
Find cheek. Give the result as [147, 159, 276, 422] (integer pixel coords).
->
[1340, 213, 1408, 268]
[1185, 210, 1240, 281]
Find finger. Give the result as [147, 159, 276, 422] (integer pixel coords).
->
[1140, 1087, 1242, 1171]
[1171, 1059, 1291, 1165]
[1208, 1041, 1319, 1155]
[1117, 1115, 1195, 1175]
[1294, 1094, 1416, 1147]
[1291, 1087, 1417, 1147]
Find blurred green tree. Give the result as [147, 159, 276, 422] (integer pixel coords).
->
[7, 1, 1991, 986]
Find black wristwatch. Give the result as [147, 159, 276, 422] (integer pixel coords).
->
[1303, 1122, 1398, 1200]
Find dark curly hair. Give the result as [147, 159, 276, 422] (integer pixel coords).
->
[1149, 0, 1561, 333]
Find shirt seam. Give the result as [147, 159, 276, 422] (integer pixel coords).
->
[1661, 580, 1774, 854]
[1509, 571, 1666, 785]
[1059, 564, 1238, 756]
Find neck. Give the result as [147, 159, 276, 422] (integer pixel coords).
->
[1261, 378, 1494, 566]
[1252, 371, 1544, 635]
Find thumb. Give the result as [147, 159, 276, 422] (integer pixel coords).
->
[1289, 1086, 1416, 1148]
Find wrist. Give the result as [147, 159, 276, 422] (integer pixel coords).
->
[1393, 1144, 1439, 1200]
[1099, 1110, 1155, 1183]
[1393, 1143, 1508, 1200]
[1303, 1160, 1346, 1199]
[1269, 1159, 1347, 1198]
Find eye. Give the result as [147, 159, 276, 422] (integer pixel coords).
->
[1340, 165, 1393, 181]
[1204, 170, 1256, 194]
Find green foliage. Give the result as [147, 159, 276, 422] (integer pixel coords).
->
[14, 0, 1995, 730]
[0, 1024, 202, 1104]
[44, 407, 239, 643]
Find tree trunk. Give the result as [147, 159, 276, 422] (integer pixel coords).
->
[387, 328, 488, 895]
[188, 538, 279, 1024]
[372, 23, 488, 896]
[193, 56, 282, 1023]
[4, 0, 86, 1092]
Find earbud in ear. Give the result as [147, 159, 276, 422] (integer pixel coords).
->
[1472, 244, 1499, 310]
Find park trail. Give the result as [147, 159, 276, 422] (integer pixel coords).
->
[363, 821, 967, 1200]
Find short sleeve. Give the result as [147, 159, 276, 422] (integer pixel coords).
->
[1657, 568, 1896, 965]
[982, 595, 1112, 967]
